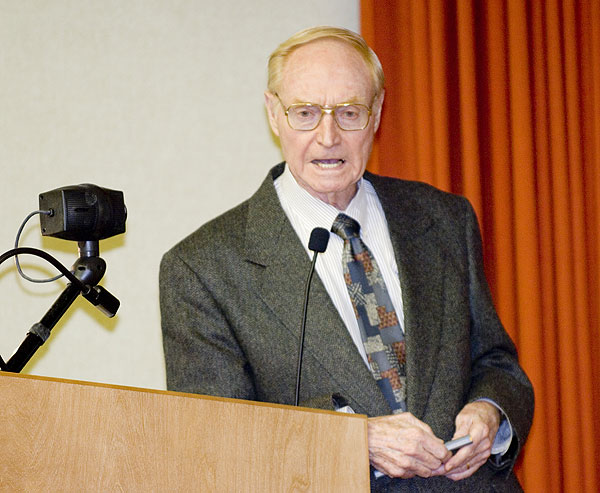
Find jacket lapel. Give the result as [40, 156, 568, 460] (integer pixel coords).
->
[243, 165, 389, 415]
[368, 173, 447, 420]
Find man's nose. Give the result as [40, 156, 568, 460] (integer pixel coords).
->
[315, 112, 342, 146]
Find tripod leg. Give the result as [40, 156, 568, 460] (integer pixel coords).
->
[4, 283, 81, 373]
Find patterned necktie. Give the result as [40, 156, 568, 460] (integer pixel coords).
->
[331, 213, 407, 414]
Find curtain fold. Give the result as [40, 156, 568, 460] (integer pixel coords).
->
[361, 1, 599, 491]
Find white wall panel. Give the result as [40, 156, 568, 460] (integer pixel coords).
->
[0, 0, 359, 389]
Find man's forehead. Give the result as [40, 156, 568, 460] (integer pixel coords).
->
[279, 39, 374, 101]
[283, 39, 368, 75]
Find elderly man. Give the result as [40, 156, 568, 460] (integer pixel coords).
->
[160, 26, 533, 491]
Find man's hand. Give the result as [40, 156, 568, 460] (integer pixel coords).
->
[443, 401, 501, 480]
[367, 413, 452, 478]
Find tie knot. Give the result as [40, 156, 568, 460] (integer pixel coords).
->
[331, 213, 361, 241]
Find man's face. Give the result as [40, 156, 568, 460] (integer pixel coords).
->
[265, 39, 383, 209]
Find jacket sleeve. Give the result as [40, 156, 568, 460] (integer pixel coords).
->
[462, 199, 534, 470]
[159, 246, 258, 401]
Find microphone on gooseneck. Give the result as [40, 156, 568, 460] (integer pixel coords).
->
[295, 227, 330, 406]
[308, 227, 330, 254]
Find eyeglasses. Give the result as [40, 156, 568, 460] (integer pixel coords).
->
[275, 94, 372, 131]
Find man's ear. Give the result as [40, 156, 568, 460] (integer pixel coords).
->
[264, 91, 281, 137]
[372, 89, 385, 133]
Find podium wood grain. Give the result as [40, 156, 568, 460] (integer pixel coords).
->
[0, 372, 369, 492]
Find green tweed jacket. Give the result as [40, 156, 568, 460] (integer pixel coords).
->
[160, 163, 534, 492]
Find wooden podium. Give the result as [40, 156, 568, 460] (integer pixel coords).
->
[0, 372, 370, 491]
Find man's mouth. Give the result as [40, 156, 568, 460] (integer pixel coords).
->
[312, 159, 345, 169]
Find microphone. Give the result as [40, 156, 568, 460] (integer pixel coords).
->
[295, 227, 330, 406]
[308, 227, 330, 254]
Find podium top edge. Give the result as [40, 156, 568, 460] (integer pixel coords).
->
[0, 371, 366, 419]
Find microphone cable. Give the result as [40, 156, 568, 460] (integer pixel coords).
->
[295, 227, 330, 406]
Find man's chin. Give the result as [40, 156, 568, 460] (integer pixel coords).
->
[305, 182, 359, 209]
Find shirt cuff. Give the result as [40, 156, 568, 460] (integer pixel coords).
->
[476, 398, 513, 455]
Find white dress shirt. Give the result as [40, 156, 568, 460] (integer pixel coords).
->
[274, 164, 404, 364]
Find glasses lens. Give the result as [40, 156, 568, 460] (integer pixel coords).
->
[285, 102, 371, 130]
[334, 104, 370, 130]
[287, 105, 322, 130]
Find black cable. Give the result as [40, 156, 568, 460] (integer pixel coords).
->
[295, 250, 319, 407]
[0, 247, 85, 292]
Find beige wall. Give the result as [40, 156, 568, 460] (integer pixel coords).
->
[0, 1, 359, 389]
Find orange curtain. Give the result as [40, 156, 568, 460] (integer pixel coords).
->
[361, 1, 599, 491]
